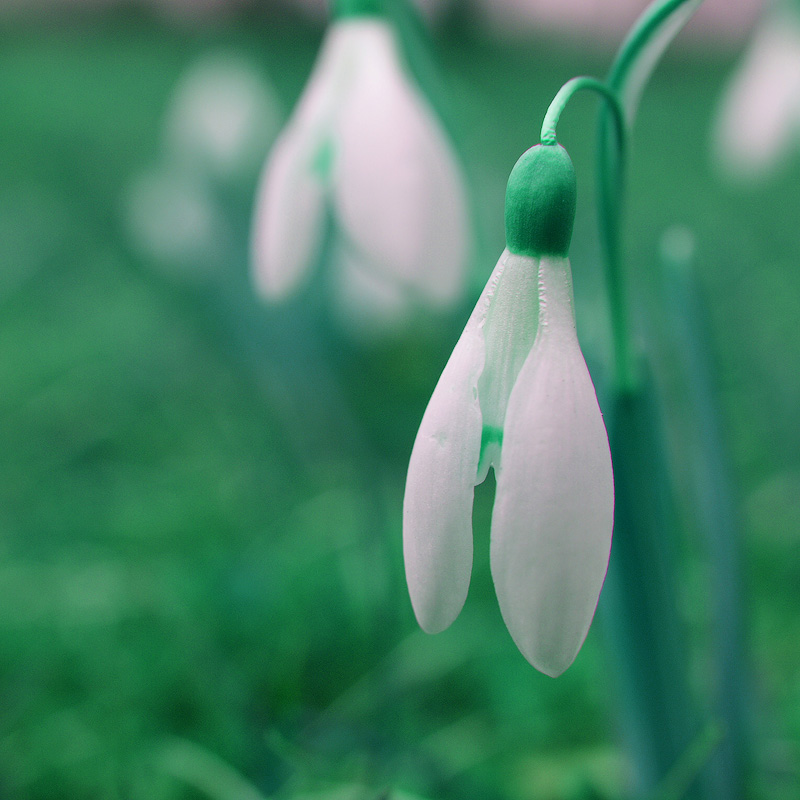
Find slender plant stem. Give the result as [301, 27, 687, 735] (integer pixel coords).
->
[597, 112, 633, 392]
[539, 76, 625, 150]
[596, 0, 701, 393]
[607, 0, 701, 95]
[537, 74, 632, 390]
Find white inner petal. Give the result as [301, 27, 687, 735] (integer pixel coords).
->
[475, 251, 539, 481]
[250, 18, 367, 299]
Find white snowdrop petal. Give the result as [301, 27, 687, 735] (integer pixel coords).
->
[713, 10, 800, 181]
[403, 252, 508, 633]
[249, 20, 355, 300]
[333, 21, 467, 306]
[250, 130, 327, 299]
[490, 257, 613, 677]
[476, 251, 539, 479]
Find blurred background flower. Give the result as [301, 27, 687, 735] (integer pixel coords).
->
[249, 6, 470, 338]
[126, 50, 281, 279]
[712, 0, 800, 182]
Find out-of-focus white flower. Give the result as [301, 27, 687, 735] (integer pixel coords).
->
[126, 166, 227, 274]
[471, 0, 758, 44]
[125, 51, 280, 278]
[713, 3, 800, 182]
[163, 53, 282, 182]
[403, 144, 613, 677]
[277, 0, 453, 25]
[250, 11, 469, 329]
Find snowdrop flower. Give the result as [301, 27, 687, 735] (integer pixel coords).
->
[250, 0, 468, 329]
[713, 1, 800, 182]
[403, 144, 614, 677]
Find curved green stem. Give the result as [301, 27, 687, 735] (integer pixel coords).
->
[597, 0, 702, 393]
[607, 0, 702, 97]
[540, 76, 625, 151]
[597, 112, 633, 392]
[538, 75, 631, 390]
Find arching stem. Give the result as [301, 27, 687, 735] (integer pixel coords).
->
[538, 75, 632, 391]
[598, 0, 703, 393]
[540, 76, 625, 151]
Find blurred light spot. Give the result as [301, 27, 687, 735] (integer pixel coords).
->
[163, 52, 281, 182]
[660, 224, 696, 269]
[747, 470, 800, 545]
[124, 167, 226, 277]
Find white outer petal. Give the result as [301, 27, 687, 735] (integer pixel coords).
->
[249, 21, 357, 299]
[490, 256, 613, 677]
[712, 8, 800, 181]
[333, 21, 468, 307]
[403, 251, 508, 633]
[250, 132, 327, 299]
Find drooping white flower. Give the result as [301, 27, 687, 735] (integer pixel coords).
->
[713, 2, 800, 182]
[250, 5, 469, 328]
[403, 144, 614, 677]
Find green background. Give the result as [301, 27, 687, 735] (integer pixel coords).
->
[0, 6, 797, 799]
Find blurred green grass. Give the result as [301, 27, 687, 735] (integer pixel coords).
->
[0, 9, 798, 800]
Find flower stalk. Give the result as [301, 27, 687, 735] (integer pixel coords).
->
[598, 0, 704, 393]
[540, 76, 625, 150]
[562, 1, 748, 797]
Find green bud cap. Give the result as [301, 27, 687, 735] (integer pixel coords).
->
[333, 0, 383, 18]
[504, 143, 577, 258]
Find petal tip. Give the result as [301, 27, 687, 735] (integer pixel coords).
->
[404, 537, 469, 638]
[414, 607, 458, 636]
[499, 604, 588, 678]
[523, 643, 579, 678]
